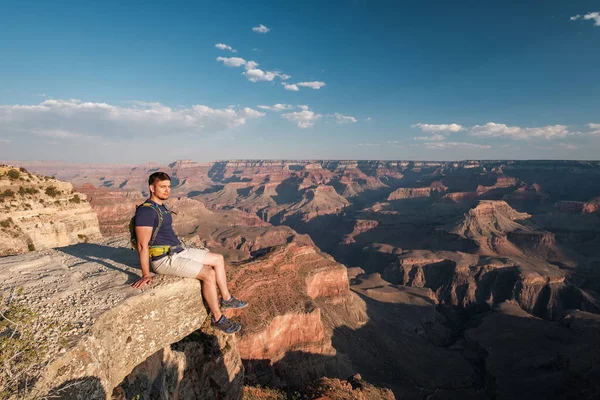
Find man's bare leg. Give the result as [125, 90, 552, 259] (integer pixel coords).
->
[202, 252, 232, 301]
[195, 266, 222, 321]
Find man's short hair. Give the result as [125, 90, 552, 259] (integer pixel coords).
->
[148, 172, 171, 186]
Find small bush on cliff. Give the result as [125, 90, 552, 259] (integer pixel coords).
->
[7, 169, 20, 180]
[18, 187, 39, 196]
[27, 242, 35, 252]
[45, 186, 60, 197]
[69, 194, 81, 204]
[0, 189, 15, 201]
[18, 167, 28, 174]
[0, 218, 12, 228]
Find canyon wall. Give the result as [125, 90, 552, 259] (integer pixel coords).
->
[0, 166, 101, 256]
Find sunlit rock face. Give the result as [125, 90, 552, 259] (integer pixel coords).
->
[0, 239, 242, 400]
[0, 166, 102, 256]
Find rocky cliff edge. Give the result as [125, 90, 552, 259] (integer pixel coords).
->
[0, 238, 241, 399]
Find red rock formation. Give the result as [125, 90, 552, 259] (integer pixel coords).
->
[342, 220, 379, 244]
[583, 197, 600, 214]
[383, 249, 598, 318]
[225, 243, 350, 387]
[77, 184, 144, 235]
[387, 181, 447, 201]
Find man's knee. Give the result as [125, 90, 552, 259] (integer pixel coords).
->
[197, 266, 216, 283]
[205, 252, 225, 267]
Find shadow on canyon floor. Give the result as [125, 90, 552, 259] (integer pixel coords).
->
[245, 287, 600, 400]
[57, 243, 141, 284]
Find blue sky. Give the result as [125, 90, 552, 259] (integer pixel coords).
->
[0, 0, 599, 163]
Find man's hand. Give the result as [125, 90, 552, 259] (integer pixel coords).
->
[131, 275, 153, 289]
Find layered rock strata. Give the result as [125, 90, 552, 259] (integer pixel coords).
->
[0, 166, 102, 256]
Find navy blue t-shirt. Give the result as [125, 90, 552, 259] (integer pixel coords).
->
[134, 200, 181, 247]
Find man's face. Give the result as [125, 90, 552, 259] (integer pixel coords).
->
[150, 179, 171, 200]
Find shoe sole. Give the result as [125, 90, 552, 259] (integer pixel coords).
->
[212, 324, 241, 334]
[221, 302, 249, 310]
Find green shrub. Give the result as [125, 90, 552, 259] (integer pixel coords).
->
[0, 218, 11, 228]
[0, 189, 15, 200]
[27, 242, 35, 251]
[69, 194, 81, 204]
[7, 169, 20, 180]
[45, 186, 60, 197]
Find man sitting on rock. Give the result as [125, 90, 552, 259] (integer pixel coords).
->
[131, 172, 247, 334]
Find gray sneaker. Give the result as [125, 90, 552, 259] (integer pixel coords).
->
[211, 315, 241, 334]
[221, 296, 248, 310]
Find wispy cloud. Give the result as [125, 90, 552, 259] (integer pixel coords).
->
[216, 57, 290, 83]
[257, 104, 294, 111]
[357, 143, 381, 147]
[589, 123, 600, 134]
[283, 83, 300, 91]
[215, 43, 237, 53]
[333, 113, 357, 124]
[0, 139, 11, 144]
[570, 12, 600, 26]
[296, 81, 326, 90]
[252, 24, 270, 33]
[281, 107, 322, 128]
[414, 134, 446, 141]
[424, 141, 491, 150]
[216, 56, 247, 67]
[0, 99, 265, 139]
[470, 122, 571, 140]
[411, 123, 464, 133]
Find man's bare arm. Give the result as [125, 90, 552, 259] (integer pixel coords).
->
[131, 226, 153, 288]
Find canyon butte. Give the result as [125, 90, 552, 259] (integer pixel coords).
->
[1, 159, 600, 400]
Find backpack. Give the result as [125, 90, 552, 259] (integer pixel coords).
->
[129, 201, 165, 250]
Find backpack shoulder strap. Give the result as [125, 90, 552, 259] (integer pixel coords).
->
[138, 201, 164, 246]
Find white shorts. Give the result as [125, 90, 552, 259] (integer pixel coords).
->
[151, 248, 209, 279]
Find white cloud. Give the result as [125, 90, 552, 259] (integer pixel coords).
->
[216, 57, 290, 84]
[296, 81, 326, 90]
[570, 12, 600, 26]
[216, 56, 247, 67]
[283, 83, 300, 91]
[281, 108, 322, 128]
[0, 99, 265, 139]
[298, 105, 309, 111]
[366, 117, 372, 121]
[411, 123, 464, 133]
[257, 104, 293, 111]
[333, 113, 357, 124]
[275, 72, 292, 81]
[245, 60, 259, 70]
[0, 139, 11, 144]
[589, 123, 600, 134]
[357, 143, 381, 147]
[470, 122, 571, 140]
[414, 134, 446, 141]
[243, 68, 278, 82]
[424, 141, 491, 150]
[252, 24, 270, 33]
[215, 43, 237, 53]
